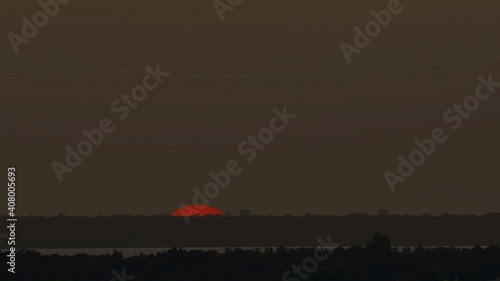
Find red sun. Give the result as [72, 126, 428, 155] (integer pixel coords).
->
[171, 205, 225, 217]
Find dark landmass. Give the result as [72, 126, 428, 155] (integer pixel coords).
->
[6, 213, 500, 248]
[2, 234, 500, 281]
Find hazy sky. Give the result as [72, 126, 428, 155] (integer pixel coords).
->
[1, 0, 499, 216]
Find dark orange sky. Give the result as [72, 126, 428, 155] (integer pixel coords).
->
[1, 0, 499, 216]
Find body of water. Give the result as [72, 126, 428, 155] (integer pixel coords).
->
[31, 246, 487, 257]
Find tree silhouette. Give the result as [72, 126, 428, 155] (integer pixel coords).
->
[377, 209, 389, 216]
[366, 232, 391, 251]
[239, 209, 251, 216]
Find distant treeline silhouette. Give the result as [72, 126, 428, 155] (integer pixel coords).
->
[2, 233, 500, 281]
[7, 213, 500, 248]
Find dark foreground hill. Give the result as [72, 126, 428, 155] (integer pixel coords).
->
[6, 213, 500, 248]
[1, 234, 500, 281]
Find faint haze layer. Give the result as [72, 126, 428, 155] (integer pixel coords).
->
[11, 214, 500, 248]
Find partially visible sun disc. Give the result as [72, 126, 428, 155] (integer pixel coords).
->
[171, 205, 224, 217]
